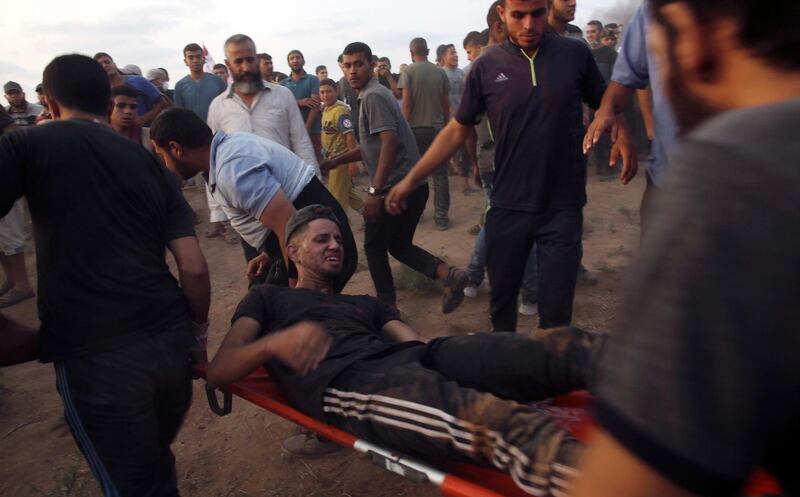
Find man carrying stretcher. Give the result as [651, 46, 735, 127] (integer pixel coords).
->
[208, 204, 606, 497]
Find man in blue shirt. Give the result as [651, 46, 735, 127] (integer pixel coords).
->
[150, 108, 357, 292]
[584, 0, 679, 228]
[281, 50, 323, 164]
[387, 0, 637, 333]
[174, 43, 227, 122]
[93, 52, 168, 126]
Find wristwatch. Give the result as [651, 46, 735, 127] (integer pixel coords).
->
[368, 185, 388, 197]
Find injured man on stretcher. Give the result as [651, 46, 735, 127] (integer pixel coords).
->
[207, 205, 605, 497]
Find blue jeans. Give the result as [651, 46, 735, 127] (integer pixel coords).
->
[55, 322, 192, 497]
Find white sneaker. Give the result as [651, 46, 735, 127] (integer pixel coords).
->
[518, 301, 538, 316]
[464, 284, 479, 298]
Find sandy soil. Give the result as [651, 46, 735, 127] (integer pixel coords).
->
[0, 167, 644, 497]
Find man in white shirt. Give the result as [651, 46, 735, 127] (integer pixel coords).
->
[207, 34, 319, 174]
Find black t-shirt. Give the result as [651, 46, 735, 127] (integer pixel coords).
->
[597, 100, 800, 496]
[456, 35, 606, 212]
[0, 119, 195, 361]
[232, 285, 418, 419]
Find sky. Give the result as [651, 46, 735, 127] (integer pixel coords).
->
[0, 0, 639, 97]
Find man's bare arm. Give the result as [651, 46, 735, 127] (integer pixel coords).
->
[381, 320, 426, 343]
[0, 313, 39, 367]
[573, 429, 697, 497]
[257, 190, 297, 274]
[637, 87, 655, 140]
[207, 317, 331, 388]
[136, 95, 169, 127]
[401, 88, 413, 121]
[584, 82, 636, 154]
[385, 119, 471, 214]
[167, 236, 211, 362]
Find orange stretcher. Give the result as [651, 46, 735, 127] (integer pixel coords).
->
[193, 364, 782, 497]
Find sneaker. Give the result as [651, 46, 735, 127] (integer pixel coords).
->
[463, 284, 479, 298]
[441, 267, 469, 313]
[281, 432, 343, 458]
[467, 224, 481, 236]
[518, 300, 538, 316]
[435, 221, 450, 231]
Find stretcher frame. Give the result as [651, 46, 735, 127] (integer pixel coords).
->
[193, 364, 782, 497]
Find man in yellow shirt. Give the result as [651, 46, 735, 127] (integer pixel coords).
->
[320, 79, 363, 214]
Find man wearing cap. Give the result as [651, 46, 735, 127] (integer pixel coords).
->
[93, 52, 169, 126]
[207, 203, 607, 497]
[150, 108, 357, 291]
[387, 0, 637, 333]
[4, 81, 43, 128]
[1, 82, 37, 309]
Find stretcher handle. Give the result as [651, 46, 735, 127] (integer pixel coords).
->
[205, 384, 232, 416]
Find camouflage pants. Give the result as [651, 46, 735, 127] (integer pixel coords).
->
[324, 330, 600, 496]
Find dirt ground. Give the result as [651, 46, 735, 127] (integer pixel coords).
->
[0, 166, 644, 497]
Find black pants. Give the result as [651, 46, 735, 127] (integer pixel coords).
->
[242, 177, 358, 293]
[324, 331, 591, 497]
[486, 207, 582, 331]
[363, 183, 442, 304]
[54, 322, 192, 497]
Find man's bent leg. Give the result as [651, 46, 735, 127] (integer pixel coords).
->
[386, 184, 442, 280]
[325, 353, 583, 497]
[413, 127, 449, 228]
[535, 209, 582, 329]
[421, 330, 602, 402]
[364, 212, 396, 305]
[54, 323, 192, 497]
[485, 208, 536, 332]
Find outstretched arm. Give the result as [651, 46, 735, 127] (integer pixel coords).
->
[381, 320, 426, 343]
[385, 119, 470, 214]
[207, 317, 331, 388]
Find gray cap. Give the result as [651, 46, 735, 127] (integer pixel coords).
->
[4, 81, 22, 93]
[285, 204, 341, 245]
[121, 64, 142, 76]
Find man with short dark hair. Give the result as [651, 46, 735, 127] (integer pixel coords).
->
[174, 43, 227, 122]
[150, 108, 357, 290]
[548, 0, 584, 39]
[109, 85, 152, 151]
[281, 49, 323, 163]
[322, 42, 468, 313]
[337, 53, 360, 140]
[4, 81, 43, 127]
[398, 37, 452, 230]
[315, 65, 328, 81]
[376, 57, 401, 98]
[93, 52, 169, 126]
[0, 53, 210, 496]
[573, 1, 800, 496]
[208, 203, 606, 497]
[585, 19, 604, 48]
[34, 83, 51, 122]
[257, 53, 288, 83]
[213, 63, 229, 80]
[440, 43, 475, 195]
[387, 0, 637, 333]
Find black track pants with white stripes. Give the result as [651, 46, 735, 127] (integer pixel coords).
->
[324, 331, 596, 497]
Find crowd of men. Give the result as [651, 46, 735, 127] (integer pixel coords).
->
[2, 0, 799, 496]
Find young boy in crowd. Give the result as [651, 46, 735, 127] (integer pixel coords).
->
[319, 79, 363, 215]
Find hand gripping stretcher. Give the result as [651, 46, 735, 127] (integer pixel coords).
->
[193, 364, 783, 497]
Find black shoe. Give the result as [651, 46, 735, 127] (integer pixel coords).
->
[442, 267, 469, 313]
